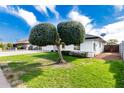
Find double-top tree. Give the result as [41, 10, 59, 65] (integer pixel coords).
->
[29, 21, 85, 63]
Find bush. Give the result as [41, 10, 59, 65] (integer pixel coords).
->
[0, 43, 4, 49]
[17, 45, 23, 49]
[62, 51, 88, 58]
[6, 43, 13, 49]
[0, 43, 7, 50]
[61, 51, 70, 55]
[70, 51, 88, 58]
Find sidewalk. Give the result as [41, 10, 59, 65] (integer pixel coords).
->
[0, 50, 42, 57]
[0, 68, 11, 88]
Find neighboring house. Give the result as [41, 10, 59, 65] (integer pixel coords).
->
[14, 39, 31, 50]
[80, 34, 106, 57]
[14, 39, 74, 51]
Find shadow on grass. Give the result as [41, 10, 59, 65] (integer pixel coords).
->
[32, 52, 80, 63]
[105, 60, 124, 88]
[7, 52, 80, 85]
[8, 62, 43, 83]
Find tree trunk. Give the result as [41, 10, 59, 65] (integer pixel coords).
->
[56, 45, 66, 64]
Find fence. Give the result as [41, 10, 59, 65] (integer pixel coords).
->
[119, 41, 124, 60]
[104, 45, 119, 52]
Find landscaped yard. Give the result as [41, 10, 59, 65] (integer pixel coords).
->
[0, 52, 124, 88]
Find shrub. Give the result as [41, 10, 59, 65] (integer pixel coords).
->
[70, 51, 88, 58]
[6, 43, 13, 50]
[62, 51, 88, 58]
[17, 45, 23, 49]
[0, 43, 3, 48]
[61, 51, 70, 55]
[0, 43, 6, 50]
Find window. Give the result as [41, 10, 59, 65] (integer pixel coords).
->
[93, 43, 96, 51]
[99, 42, 101, 48]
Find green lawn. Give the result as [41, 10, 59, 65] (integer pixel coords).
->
[0, 52, 124, 88]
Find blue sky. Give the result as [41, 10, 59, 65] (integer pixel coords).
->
[0, 5, 124, 43]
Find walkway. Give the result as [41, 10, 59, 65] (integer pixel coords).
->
[0, 68, 11, 88]
[95, 52, 121, 60]
[0, 50, 42, 57]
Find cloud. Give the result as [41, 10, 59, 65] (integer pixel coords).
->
[101, 20, 124, 43]
[0, 5, 8, 8]
[88, 19, 124, 43]
[68, 9, 124, 43]
[68, 10, 93, 33]
[68, 9, 102, 36]
[90, 20, 124, 43]
[114, 5, 124, 12]
[17, 8, 39, 26]
[34, 5, 48, 16]
[0, 6, 39, 26]
[34, 5, 59, 19]
[117, 16, 124, 20]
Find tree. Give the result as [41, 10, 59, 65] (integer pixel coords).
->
[29, 21, 85, 63]
[107, 39, 118, 45]
[29, 23, 58, 46]
[57, 21, 85, 63]
[6, 43, 13, 50]
[0, 43, 4, 50]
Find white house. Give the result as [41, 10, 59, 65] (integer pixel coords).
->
[80, 34, 106, 57]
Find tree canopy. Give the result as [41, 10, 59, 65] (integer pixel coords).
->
[57, 21, 85, 45]
[29, 23, 58, 46]
[107, 39, 118, 45]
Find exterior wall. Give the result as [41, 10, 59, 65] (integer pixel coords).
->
[80, 39, 94, 52]
[80, 39, 94, 57]
[80, 39, 104, 57]
[93, 39, 104, 55]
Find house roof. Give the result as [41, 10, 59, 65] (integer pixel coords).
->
[85, 34, 106, 43]
[85, 34, 101, 39]
[15, 39, 29, 44]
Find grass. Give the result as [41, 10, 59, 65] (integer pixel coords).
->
[0, 52, 124, 88]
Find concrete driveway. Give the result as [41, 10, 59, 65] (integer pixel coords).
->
[0, 50, 42, 57]
[95, 52, 121, 60]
